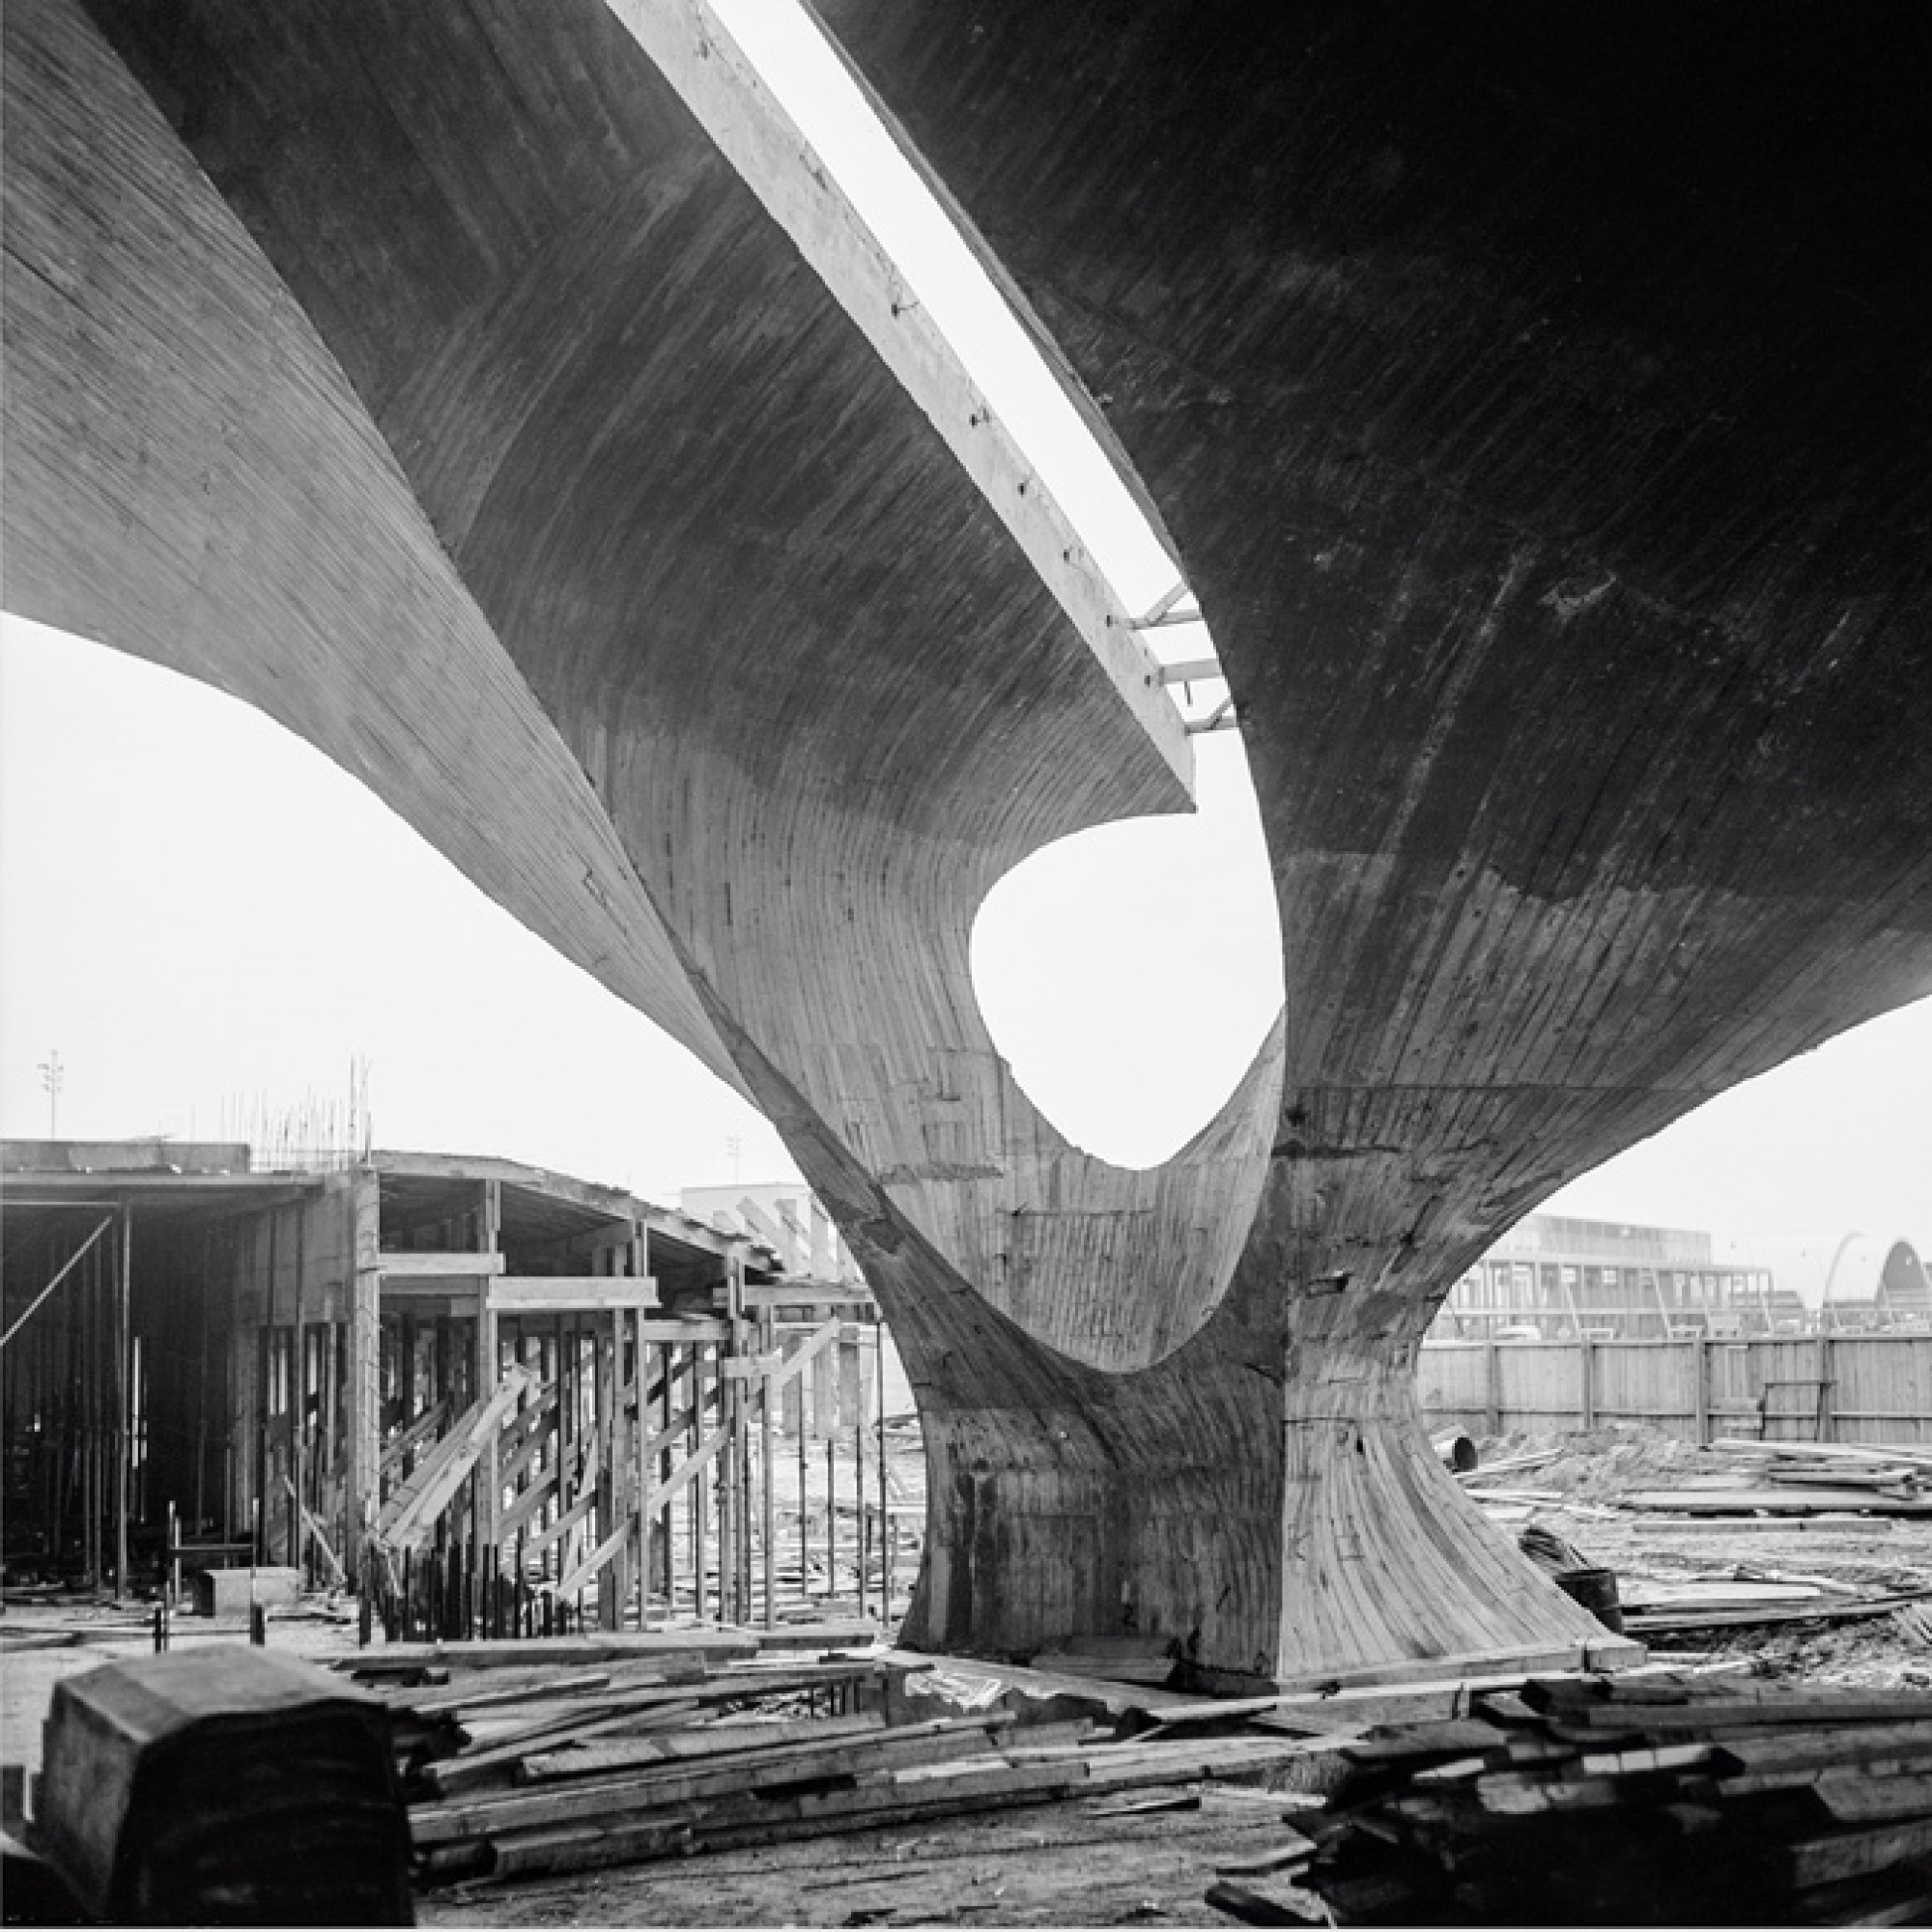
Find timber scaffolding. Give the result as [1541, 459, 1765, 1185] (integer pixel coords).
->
[0, 1140, 911, 1638]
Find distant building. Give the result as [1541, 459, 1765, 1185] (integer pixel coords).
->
[1432, 1213, 1788, 1341]
[1432, 1212, 1932, 1342]
[679, 1181, 864, 1289]
[1714, 1232, 1932, 1332]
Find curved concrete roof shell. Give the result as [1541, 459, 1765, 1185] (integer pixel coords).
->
[9, 0, 1932, 1678]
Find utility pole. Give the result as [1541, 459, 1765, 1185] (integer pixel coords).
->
[38, 1048, 64, 1138]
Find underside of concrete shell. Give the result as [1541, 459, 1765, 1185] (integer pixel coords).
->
[6, 0, 1929, 1681]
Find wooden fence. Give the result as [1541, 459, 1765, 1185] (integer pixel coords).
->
[1419, 1333, 1932, 1445]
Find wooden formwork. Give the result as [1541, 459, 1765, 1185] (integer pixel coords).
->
[371, 1271, 907, 1642]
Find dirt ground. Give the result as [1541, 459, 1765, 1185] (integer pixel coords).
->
[1472, 1424, 1932, 1690]
[6, 1422, 1928, 1928]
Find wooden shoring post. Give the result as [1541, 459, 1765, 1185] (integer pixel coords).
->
[616, 1303, 637, 1627]
[874, 1310, 889, 1625]
[657, 1341, 673, 1617]
[690, 1345, 707, 1623]
[781, 1324, 803, 1435]
[716, 1335, 729, 1624]
[796, 1332, 809, 1602]
[640, 1340, 659, 1624]
[1484, 1338, 1501, 1436]
[1580, 1331, 1597, 1432]
[547, 1315, 563, 1584]
[826, 1435, 837, 1605]
[593, 1312, 613, 1629]
[843, 1331, 866, 1618]
[760, 1308, 776, 1630]
[812, 1321, 837, 1440]
[1694, 1335, 1711, 1445]
[258, 1209, 277, 1565]
[475, 1180, 502, 1565]
[99, 1230, 113, 1586]
[290, 1205, 306, 1580]
[727, 1253, 750, 1623]
[115, 1205, 132, 1601]
[222, 1224, 238, 1556]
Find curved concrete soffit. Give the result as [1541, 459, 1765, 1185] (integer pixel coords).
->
[1, 0, 742, 1098]
[8, 0, 1275, 1377]
[602, 0, 1288, 1369]
[602, 0, 1193, 793]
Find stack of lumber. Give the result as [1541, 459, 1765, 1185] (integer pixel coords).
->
[1619, 1568, 1932, 1635]
[1621, 1439, 1932, 1521]
[343, 1633, 1350, 1886]
[1206, 1671, 1932, 1926]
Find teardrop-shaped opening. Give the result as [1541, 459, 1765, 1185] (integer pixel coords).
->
[970, 731, 1284, 1168]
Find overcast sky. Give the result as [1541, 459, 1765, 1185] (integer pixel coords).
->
[3, 0, 1926, 1253]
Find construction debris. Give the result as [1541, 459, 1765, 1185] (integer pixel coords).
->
[337, 1637, 1359, 1889]
[1204, 1671, 1932, 1925]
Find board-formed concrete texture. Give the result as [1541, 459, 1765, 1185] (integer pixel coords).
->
[7, 0, 1929, 1681]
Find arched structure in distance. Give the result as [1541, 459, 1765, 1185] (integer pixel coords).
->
[8, 0, 1930, 1682]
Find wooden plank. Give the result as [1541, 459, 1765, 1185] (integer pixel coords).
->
[639, 1422, 730, 1517]
[1555, 1695, 1930, 1732]
[1621, 1489, 1932, 1516]
[519, 1711, 890, 1781]
[1712, 1437, 1932, 1470]
[554, 1519, 633, 1600]
[333, 1631, 759, 1674]
[1779, 1817, 1932, 1889]
[1204, 1880, 1321, 1926]
[380, 1252, 505, 1277]
[377, 1365, 538, 1548]
[743, 1284, 877, 1310]
[492, 1278, 661, 1313]
[1215, 1835, 1319, 1878]
[497, 1474, 556, 1542]
[482, 1760, 1088, 1878]
[1716, 1721, 1932, 1776]
[380, 1399, 448, 1475]
[766, 1319, 840, 1396]
[636, 1319, 730, 1345]
[423, 1693, 708, 1794]
[1815, 1773, 1932, 1826]
[524, 1489, 595, 1563]
[412, 1714, 1017, 1839]
[1624, 1593, 1932, 1634]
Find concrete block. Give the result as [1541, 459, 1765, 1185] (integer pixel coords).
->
[193, 1566, 301, 1619]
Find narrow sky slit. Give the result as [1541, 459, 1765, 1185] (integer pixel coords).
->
[706, 0, 1230, 727]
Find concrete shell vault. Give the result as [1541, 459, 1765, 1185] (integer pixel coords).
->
[7, 0, 1931, 1683]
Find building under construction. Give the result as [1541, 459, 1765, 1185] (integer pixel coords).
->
[2, 1139, 904, 1632]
